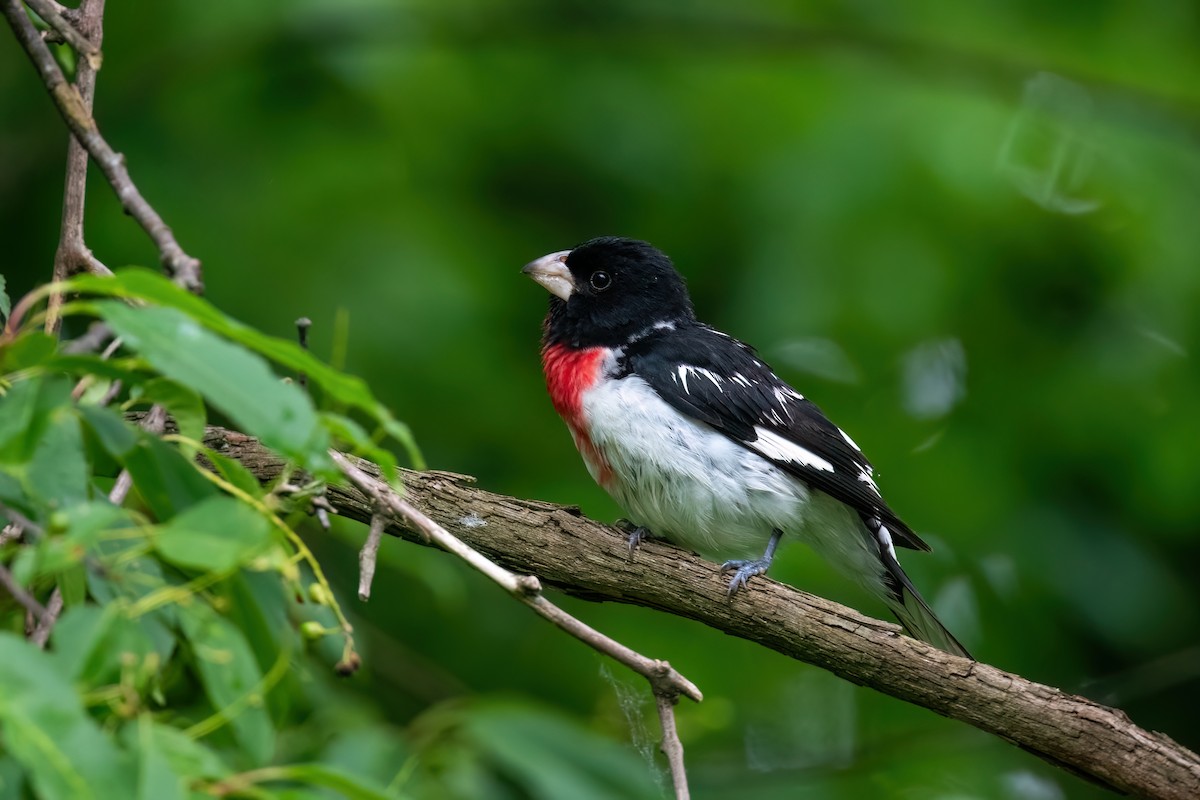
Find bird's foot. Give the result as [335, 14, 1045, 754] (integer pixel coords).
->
[720, 529, 783, 597]
[615, 519, 652, 553]
[719, 557, 772, 596]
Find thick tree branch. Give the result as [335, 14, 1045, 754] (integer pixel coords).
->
[195, 422, 1200, 800]
[3, 0, 203, 294]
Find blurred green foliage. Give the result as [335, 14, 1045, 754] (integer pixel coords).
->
[3, 1, 1199, 797]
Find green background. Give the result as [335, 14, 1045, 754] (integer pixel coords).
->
[3, 1, 1199, 797]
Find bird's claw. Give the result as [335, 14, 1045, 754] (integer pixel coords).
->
[615, 519, 651, 553]
[720, 558, 771, 597]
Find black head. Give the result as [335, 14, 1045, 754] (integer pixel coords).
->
[523, 236, 695, 348]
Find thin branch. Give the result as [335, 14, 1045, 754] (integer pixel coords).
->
[30, 588, 62, 648]
[358, 513, 384, 601]
[330, 450, 700, 794]
[0, 562, 50, 628]
[39, 0, 106, 335]
[0, 502, 43, 548]
[24, 0, 101, 69]
[2, 0, 203, 294]
[62, 321, 113, 355]
[183, 422, 1200, 800]
[655, 694, 688, 800]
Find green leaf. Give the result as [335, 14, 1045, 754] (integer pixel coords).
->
[135, 717, 186, 800]
[155, 496, 272, 573]
[241, 764, 395, 800]
[202, 446, 264, 499]
[0, 632, 137, 800]
[26, 405, 89, 509]
[2, 330, 57, 371]
[35, 501, 134, 576]
[463, 700, 661, 800]
[132, 720, 229, 781]
[92, 301, 332, 473]
[58, 564, 88, 607]
[84, 544, 177, 663]
[69, 270, 422, 466]
[122, 435, 219, 520]
[0, 273, 9, 323]
[78, 404, 140, 459]
[0, 376, 41, 454]
[0, 374, 71, 463]
[178, 604, 276, 764]
[131, 378, 207, 446]
[52, 605, 156, 687]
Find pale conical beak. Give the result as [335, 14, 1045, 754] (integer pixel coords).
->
[522, 250, 575, 301]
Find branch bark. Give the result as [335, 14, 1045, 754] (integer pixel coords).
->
[194, 422, 1200, 800]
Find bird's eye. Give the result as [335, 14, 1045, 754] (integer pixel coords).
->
[590, 271, 612, 291]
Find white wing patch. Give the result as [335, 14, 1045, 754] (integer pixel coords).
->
[773, 385, 804, 403]
[675, 365, 726, 394]
[877, 522, 898, 560]
[858, 465, 881, 496]
[752, 426, 834, 472]
[676, 365, 691, 393]
[839, 428, 862, 452]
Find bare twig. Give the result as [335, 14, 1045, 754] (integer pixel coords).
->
[24, 0, 101, 69]
[358, 513, 384, 601]
[0, 503, 43, 548]
[656, 694, 688, 800]
[62, 321, 113, 354]
[39, 0, 106, 335]
[176, 422, 1200, 800]
[330, 449, 700, 794]
[2, 0, 203, 294]
[0, 563, 50, 628]
[0, 524, 22, 547]
[30, 588, 62, 648]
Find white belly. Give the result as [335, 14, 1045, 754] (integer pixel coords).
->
[580, 373, 888, 593]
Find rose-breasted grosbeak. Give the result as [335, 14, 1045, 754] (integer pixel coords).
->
[523, 236, 970, 658]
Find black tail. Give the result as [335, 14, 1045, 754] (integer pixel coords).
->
[866, 517, 972, 659]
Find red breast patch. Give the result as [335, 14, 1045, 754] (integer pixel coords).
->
[541, 344, 613, 486]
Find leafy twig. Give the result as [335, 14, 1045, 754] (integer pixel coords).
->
[330, 450, 700, 796]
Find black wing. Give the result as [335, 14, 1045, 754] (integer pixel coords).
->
[624, 324, 929, 551]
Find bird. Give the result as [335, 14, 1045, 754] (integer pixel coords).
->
[522, 236, 971, 658]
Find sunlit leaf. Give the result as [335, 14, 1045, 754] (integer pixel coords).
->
[69, 270, 422, 466]
[90, 301, 332, 473]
